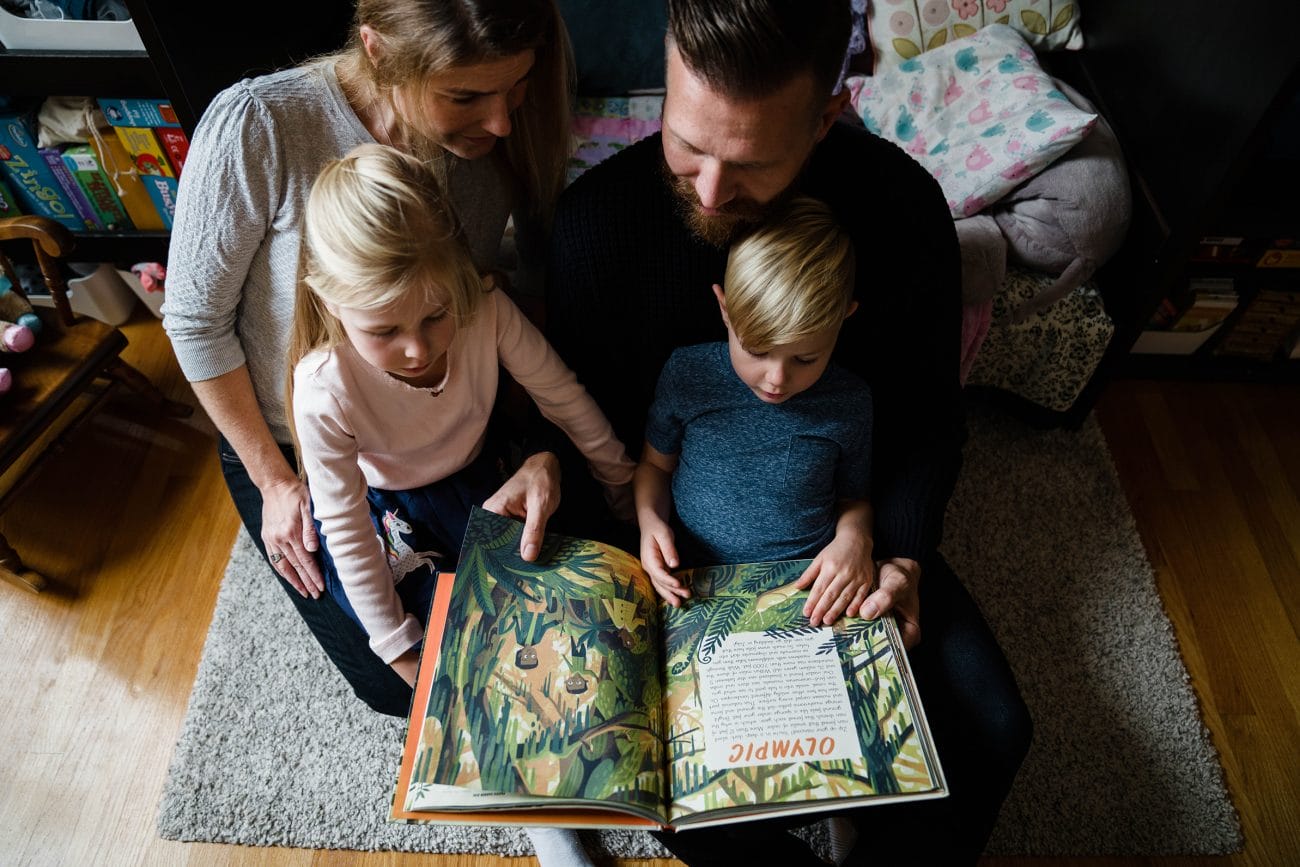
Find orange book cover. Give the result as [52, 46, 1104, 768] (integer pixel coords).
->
[89, 131, 167, 231]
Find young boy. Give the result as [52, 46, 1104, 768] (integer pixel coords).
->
[634, 196, 874, 627]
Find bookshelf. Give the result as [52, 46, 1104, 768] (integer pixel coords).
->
[0, 41, 172, 263]
[1, 0, 354, 267]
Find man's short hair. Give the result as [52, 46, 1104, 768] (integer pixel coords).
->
[723, 196, 856, 351]
[667, 0, 851, 102]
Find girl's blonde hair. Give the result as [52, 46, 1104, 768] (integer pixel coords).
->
[332, 0, 574, 221]
[286, 143, 486, 458]
[723, 196, 857, 352]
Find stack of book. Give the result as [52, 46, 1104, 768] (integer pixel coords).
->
[0, 97, 188, 233]
[1214, 288, 1300, 361]
[1131, 278, 1239, 355]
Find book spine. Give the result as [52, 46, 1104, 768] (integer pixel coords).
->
[62, 146, 133, 231]
[39, 147, 101, 230]
[95, 97, 182, 129]
[114, 126, 176, 178]
[140, 174, 179, 230]
[0, 114, 84, 232]
[0, 177, 21, 217]
[156, 127, 189, 176]
[88, 132, 166, 231]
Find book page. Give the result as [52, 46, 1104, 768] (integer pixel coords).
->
[402, 508, 667, 821]
[663, 560, 943, 825]
[696, 629, 861, 770]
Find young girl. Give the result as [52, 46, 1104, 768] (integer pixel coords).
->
[289, 144, 631, 866]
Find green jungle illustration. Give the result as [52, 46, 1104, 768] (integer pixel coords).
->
[405, 510, 936, 823]
[407, 509, 666, 816]
[663, 560, 937, 823]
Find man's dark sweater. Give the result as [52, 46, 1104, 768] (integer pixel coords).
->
[547, 121, 964, 562]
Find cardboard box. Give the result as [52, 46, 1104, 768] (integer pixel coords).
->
[0, 112, 83, 232]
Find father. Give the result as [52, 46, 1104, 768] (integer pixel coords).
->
[545, 0, 1031, 863]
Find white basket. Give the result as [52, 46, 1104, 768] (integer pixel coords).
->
[28, 262, 138, 326]
[0, 7, 145, 51]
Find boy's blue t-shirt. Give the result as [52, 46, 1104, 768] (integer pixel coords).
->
[645, 342, 873, 565]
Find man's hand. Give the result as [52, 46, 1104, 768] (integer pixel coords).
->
[482, 451, 561, 561]
[868, 557, 922, 649]
[261, 476, 324, 598]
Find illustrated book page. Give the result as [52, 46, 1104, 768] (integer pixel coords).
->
[392, 508, 946, 829]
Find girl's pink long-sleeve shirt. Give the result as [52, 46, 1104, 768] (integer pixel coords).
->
[292, 289, 634, 662]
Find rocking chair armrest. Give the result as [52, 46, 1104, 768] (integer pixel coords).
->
[0, 215, 78, 328]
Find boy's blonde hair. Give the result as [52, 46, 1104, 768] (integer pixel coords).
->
[286, 143, 486, 457]
[723, 196, 856, 351]
[332, 0, 574, 221]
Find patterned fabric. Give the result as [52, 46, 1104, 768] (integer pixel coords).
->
[867, 0, 1083, 72]
[967, 267, 1112, 412]
[847, 25, 1097, 217]
[567, 96, 664, 186]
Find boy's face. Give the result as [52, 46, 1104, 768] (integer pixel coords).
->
[714, 285, 850, 405]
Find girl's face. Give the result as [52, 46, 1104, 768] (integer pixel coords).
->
[407, 50, 535, 160]
[331, 288, 456, 388]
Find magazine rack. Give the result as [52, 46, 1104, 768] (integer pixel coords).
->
[0, 214, 189, 592]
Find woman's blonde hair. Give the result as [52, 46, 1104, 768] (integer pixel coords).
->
[332, 0, 574, 220]
[723, 196, 857, 352]
[286, 143, 486, 458]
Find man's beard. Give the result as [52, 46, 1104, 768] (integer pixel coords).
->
[662, 161, 788, 248]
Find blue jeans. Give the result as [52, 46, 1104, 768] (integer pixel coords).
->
[218, 437, 413, 717]
[651, 555, 1032, 866]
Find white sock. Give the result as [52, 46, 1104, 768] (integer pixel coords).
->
[525, 826, 595, 867]
[827, 815, 858, 866]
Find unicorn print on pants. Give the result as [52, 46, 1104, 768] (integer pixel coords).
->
[381, 510, 440, 584]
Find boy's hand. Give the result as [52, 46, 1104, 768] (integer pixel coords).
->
[640, 521, 690, 607]
[795, 530, 874, 626]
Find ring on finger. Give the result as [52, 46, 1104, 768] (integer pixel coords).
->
[269, 551, 284, 565]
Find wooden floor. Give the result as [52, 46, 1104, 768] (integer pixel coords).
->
[1, 313, 1297, 867]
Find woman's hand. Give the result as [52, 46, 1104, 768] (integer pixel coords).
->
[260, 475, 324, 598]
[482, 451, 561, 561]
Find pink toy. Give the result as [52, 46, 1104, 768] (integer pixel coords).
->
[1, 322, 35, 353]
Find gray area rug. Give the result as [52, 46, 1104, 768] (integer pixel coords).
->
[157, 405, 1243, 857]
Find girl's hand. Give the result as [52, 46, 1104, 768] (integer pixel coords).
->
[390, 648, 420, 687]
[640, 520, 689, 607]
[795, 528, 873, 626]
[483, 451, 561, 562]
[260, 476, 324, 598]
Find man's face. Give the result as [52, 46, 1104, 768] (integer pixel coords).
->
[661, 44, 833, 246]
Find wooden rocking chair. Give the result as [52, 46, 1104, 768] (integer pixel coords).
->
[0, 215, 191, 592]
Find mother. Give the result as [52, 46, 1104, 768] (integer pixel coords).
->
[162, 0, 572, 717]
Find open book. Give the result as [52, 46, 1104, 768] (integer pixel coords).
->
[391, 507, 946, 830]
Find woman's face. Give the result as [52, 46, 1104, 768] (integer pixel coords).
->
[408, 50, 536, 159]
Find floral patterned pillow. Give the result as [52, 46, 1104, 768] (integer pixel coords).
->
[847, 25, 1096, 217]
[868, 0, 1083, 71]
